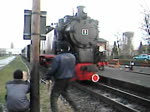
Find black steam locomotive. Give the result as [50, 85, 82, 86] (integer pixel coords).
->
[51, 6, 101, 82]
[23, 6, 107, 82]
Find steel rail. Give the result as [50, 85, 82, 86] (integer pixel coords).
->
[72, 82, 148, 112]
[96, 82, 150, 107]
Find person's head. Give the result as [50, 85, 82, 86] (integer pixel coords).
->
[13, 69, 23, 79]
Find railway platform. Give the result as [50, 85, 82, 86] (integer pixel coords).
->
[99, 66, 150, 88]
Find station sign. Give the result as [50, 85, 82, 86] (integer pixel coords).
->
[23, 10, 47, 40]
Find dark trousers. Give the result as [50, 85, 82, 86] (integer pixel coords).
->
[50, 78, 70, 112]
[130, 65, 133, 70]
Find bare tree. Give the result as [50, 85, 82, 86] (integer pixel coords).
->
[111, 41, 119, 59]
[143, 10, 150, 35]
[138, 41, 144, 54]
[141, 7, 150, 53]
[141, 8, 150, 43]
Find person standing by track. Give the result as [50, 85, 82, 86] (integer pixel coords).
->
[130, 61, 134, 70]
[45, 42, 76, 112]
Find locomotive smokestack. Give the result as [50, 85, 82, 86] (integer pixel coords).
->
[77, 6, 87, 18]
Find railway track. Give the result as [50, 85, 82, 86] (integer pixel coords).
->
[69, 82, 150, 112]
[39, 63, 150, 112]
[23, 58, 150, 112]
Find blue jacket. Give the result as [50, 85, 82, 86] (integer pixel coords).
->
[5, 79, 30, 111]
[46, 53, 76, 79]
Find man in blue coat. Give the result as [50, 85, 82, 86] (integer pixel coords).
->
[45, 42, 76, 112]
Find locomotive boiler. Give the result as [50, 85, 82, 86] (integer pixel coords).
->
[51, 6, 101, 82]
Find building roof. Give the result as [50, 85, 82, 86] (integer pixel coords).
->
[97, 38, 107, 43]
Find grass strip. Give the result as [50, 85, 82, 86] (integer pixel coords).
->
[0, 56, 50, 111]
[0, 56, 28, 103]
[0, 56, 10, 60]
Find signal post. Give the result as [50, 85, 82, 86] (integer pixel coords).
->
[30, 0, 40, 111]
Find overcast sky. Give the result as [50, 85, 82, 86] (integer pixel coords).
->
[0, 0, 150, 50]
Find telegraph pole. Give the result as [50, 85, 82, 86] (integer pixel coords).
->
[30, 0, 40, 111]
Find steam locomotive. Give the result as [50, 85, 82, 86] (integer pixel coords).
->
[23, 6, 107, 82]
